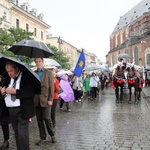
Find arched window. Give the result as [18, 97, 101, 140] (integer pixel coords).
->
[146, 54, 150, 66]
[134, 47, 139, 65]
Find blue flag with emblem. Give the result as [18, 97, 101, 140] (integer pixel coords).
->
[74, 49, 85, 77]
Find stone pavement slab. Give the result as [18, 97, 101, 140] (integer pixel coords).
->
[142, 87, 150, 98]
[0, 87, 150, 150]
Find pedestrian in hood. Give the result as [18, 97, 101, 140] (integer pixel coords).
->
[59, 74, 74, 112]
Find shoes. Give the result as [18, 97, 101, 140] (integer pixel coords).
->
[78, 99, 82, 102]
[76, 100, 78, 102]
[35, 139, 46, 145]
[51, 136, 57, 143]
[67, 109, 71, 112]
[0, 140, 9, 150]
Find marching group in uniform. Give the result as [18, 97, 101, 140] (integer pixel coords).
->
[112, 58, 145, 104]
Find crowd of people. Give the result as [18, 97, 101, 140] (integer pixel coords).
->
[0, 56, 111, 150]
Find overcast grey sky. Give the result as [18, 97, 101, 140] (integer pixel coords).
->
[24, 0, 141, 62]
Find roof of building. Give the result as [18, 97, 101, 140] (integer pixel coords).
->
[112, 0, 150, 34]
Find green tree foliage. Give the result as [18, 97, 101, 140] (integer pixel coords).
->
[0, 27, 15, 54]
[48, 45, 71, 69]
[8, 27, 33, 42]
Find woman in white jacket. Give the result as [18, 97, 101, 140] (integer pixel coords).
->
[89, 72, 99, 100]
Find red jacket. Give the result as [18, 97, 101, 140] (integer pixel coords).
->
[53, 77, 59, 100]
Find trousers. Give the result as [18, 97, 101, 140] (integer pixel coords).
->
[35, 104, 54, 140]
[9, 107, 29, 150]
[1, 124, 9, 141]
[51, 100, 58, 127]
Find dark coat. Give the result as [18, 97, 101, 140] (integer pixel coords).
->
[0, 95, 10, 125]
[100, 75, 107, 83]
[4, 71, 36, 119]
[0, 72, 10, 125]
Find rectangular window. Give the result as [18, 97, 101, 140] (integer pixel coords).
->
[26, 24, 29, 32]
[34, 28, 37, 36]
[3, 12, 7, 21]
[41, 31, 43, 40]
[16, 19, 19, 28]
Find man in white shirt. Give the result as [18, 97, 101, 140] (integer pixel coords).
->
[1, 61, 36, 150]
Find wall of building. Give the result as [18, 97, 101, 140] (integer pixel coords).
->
[108, 10, 150, 69]
[0, 0, 102, 69]
[47, 37, 78, 67]
[0, 0, 11, 29]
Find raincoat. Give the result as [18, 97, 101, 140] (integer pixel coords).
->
[59, 74, 74, 102]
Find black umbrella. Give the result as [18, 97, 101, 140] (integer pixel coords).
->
[0, 53, 41, 94]
[8, 40, 54, 58]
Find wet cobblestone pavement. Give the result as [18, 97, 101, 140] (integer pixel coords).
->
[1, 87, 150, 150]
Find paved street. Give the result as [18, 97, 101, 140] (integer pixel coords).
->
[1, 87, 150, 150]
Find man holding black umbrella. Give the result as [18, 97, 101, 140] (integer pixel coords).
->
[1, 61, 37, 150]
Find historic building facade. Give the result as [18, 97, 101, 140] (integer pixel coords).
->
[0, 0, 101, 68]
[47, 37, 101, 68]
[47, 37, 78, 67]
[107, 0, 150, 69]
[0, 0, 50, 43]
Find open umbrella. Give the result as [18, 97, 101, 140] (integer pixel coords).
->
[30, 58, 61, 67]
[70, 67, 75, 72]
[0, 53, 41, 94]
[86, 65, 101, 71]
[56, 70, 73, 77]
[117, 53, 132, 59]
[8, 40, 54, 58]
[99, 67, 110, 72]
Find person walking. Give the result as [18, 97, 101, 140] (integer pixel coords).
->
[147, 71, 150, 87]
[51, 72, 60, 129]
[0, 90, 10, 150]
[59, 74, 74, 112]
[72, 75, 83, 102]
[34, 56, 56, 145]
[100, 73, 107, 91]
[89, 72, 99, 100]
[0, 73, 10, 150]
[1, 61, 36, 150]
[83, 74, 91, 99]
